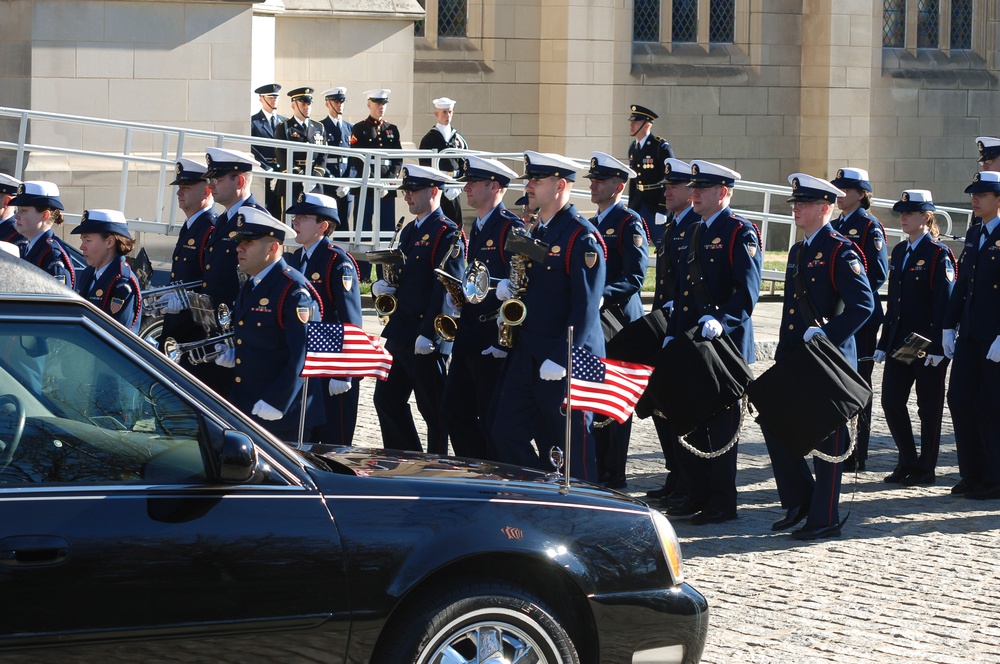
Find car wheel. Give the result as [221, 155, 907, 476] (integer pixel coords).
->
[138, 317, 163, 349]
[377, 580, 581, 664]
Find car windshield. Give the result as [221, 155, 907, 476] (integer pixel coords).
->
[0, 321, 205, 485]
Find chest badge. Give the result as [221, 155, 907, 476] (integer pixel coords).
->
[187, 239, 195, 245]
[814, 252, 823, 260]
[486, 239, 494, 247]
[95, 289, 104, 297]
[422, 234, 430, 241]
[916, 259, 926, 266]
[848, 229, 858, 236]
[550, 245, 561, 254]
[312, 272, 321, 280]
[605, 228, 614, 235]
[259, 298, 270, 306]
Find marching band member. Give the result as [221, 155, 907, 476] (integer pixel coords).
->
[371, 164, 465, 455]
[11, 181, 75, 289]
[491, 151, 606, 480]
[72, 209, 141, 333]
[442, 156, 523, 460]
[876, 190, 955, 486]
[765, 173, 873, 540]
[287, 192, 363, 445]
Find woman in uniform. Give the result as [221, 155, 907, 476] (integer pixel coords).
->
[875, 190, 955, 486]
[72, 209, 142, 334]
[11, 180, 76, 289]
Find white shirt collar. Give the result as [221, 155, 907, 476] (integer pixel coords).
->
[226, 196, 251, 220]
[252, 260, 280, 287]
[436, 123, 453, 141]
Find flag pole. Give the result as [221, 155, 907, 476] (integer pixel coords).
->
[297, 377, 309, 448]
[563, 326, 573, 492]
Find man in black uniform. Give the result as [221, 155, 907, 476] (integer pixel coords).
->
[419, 96, 468, 230]
[627, 104, 674, 246]
[319, 86, 356, 226]
[249, 83, 286, 218]
[351, 88, 402, 282]
[274, 87, 326, 207]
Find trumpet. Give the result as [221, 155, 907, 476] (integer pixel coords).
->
[432, 235, 465, 343]
[161, 304, 235, 365]
[141, 280, 201, 316]
[366, 217, 406, 325]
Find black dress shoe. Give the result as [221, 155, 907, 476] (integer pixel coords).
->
[900, 470, 935, 486]
[843, 457, 857, 472]
[602, 476, 627, 490]
[966, 482, 1000, 500]
[645, 483, 671, 499]
[690, 509, 737, 525]
[666, 500, 704, 518]
[951, 478, 974, 495]
[883, 466, 911, 483]
[660, 492, 690, 509]
[771, 505, 809, 531]
[790, 523, 842, 540]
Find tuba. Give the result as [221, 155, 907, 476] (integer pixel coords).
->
[432, 235, 465, 342]
[365, 217, 406, 324]
[162, 304, 235, 365]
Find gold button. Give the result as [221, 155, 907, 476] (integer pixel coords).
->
[237, 339, 242, 345]
[684, 290, 689, 296]
[238, 321, 244, 326]
[236, 358, 241, 365]
[257, 322, 262, 326]
[659, 279, 664, 284]
[788, 324, 794, 330]
[811, 277, 816, 282]
[235, 377, 241, 383]
[683, 306, 689, 312]
[206, 264, 211, 269]
[789, 308, 795, 315]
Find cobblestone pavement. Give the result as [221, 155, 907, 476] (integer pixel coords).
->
[357, 303, 1000, 663]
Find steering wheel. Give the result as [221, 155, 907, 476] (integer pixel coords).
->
[0, 394, 26, 469]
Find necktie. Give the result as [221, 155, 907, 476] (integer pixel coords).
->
[270, 115, 276, 131]
[980, 227, 992, 251]
[902, 247, 912, 268]
[534, 224, 547, 241]
[300, 252, 309, 272]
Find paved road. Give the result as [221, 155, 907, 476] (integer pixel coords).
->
[357, 300, 1000, 662]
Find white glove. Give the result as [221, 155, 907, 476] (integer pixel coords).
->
[942, 329, 956, 359]
[873, 350, 886, 363]
[444, 187, 462, 201]
[654, 212, 668, 226]
[371, 279, 396, 298]
[481, 346, 508, 359]
[328, 378, 352, 395]
[378, 188, 388, 198]
[415, 335, 436, 355]
[699, 316, 723, 340]
[924, 354, 944, 367]
[496, 279, 514, 301]
[539, 359, 566, 381]
[661, 335, 674, 348]
[987, 336, 1000, 363]
[803, 326, 825, 342]
[661, 299, 673, 313]
[335, 186, 350, 198]
[251, 400, 283, 421]
[157, 291, 186, 315]
[214, 344, 236, 368]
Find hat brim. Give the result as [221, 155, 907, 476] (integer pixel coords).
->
[892, 201, 936, 213]
[830, 178, 872, 192]
[786, 194, 828, 204]
[9, 193, 64, 210]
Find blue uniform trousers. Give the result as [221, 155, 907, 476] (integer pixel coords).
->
[442, 350, 505, 461]
[373, 339, 449, 455]
[315, 378, 360, 446]
[763, 423, 847, 530]
[679, 405, 740, 514]
[595, 417, 632, 484]
[881, 357, 946, 473]
[852, 321, 879, 461]
[652, 415, 682, 494]
[491, 346, 597, 481]
[947, 338, 1000, 485]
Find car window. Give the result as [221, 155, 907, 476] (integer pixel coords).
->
[0, 322, 207, 485]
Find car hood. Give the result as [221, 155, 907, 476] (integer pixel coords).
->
[302, 445, 644, 505]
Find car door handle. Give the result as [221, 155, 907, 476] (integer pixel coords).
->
[0, 535, 71, 567]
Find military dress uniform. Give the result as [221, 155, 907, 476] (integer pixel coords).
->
[944, 172, 1000, 499]
[250, 83, 287, 218]
[351, 91, 403, 281]
[274, 110, 327, 205]
[419, 124, 468, 229]
[0, 214, 25, 250]
[765, 174, 874, 539]
[23, 229, 75, 290]
[320, 92, 356, 226]
[877, 195, 954, 483]
[441, 157, 524, 460]
[627, 105, 674, 246]
[831, 170, 889, 470]
[77, 256, 142, 332]
[374, 193, 464, 455]
[287, 194, 363, 446]
[665, 163, 762, 524]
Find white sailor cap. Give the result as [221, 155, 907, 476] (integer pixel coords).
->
[519, 151, 582, 182]
[285, 191, 341, 227]
[397, 164, 454, 191]
[786, 173, 845, 204]
[171, 158, 209, 185]
[0, 173, 21, 195]
[688, 160, 741, 188]
[964, 170, 1000, 194]
[322, 87, 347, 101]
[892, 189, 936, 213]
[457, 156, 519, 188]
[365, 89, 391, 103]
[231, 207, 291, 243]
[584, 152, 636, 181]
[432, 97, 457, 110]
[830, 167, 872, 192]
[9, 180, 63, 210]
[977, 137, 1000, 163]
[660, 158, 693, 184]
[205, 148, 256, 178]
[71, 209, 131, 239]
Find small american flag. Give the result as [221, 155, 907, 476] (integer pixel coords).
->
[563, 346, 653, 424]
[302, 322, 393, 380]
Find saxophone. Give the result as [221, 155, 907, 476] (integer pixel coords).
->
[498, 221, 542, 349]
[433, 235, 465, 342]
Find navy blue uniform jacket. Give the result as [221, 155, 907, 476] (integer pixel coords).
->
[597, 202, 649, 323]
[350, 117, 402, 200]
[321, 116, 356, 179]
[834, 208, 888, 326]
[274, 118, 326, 174]
[944, 219, 1000, 342]
[667, 208, 763, 363]
[878, 234, 955, 356]
[627, 136, 673, 215]
[291, 238, 363, 327]
[775, 224, 874, 366]
[230, 258, 323, 431]
[77, 256, 141, 332]
[519, 204, 606, 363]
[0, 216, 26, 250]
[382, 208, 465, 345]
[250, 109, 286, 171]
[201, 195, 265, 310]
[455, 204, 523, 354]
[24, 229, 75, 290]
[652, 207, 699, 309]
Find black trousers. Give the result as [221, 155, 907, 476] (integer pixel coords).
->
[947, 338, 1000, 485]
[881, 357, 947, 473]
[852, 321, 879, 461]
[373, 339, 449, 455]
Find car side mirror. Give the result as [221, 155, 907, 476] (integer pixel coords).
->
[219, 430, 257, 483]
